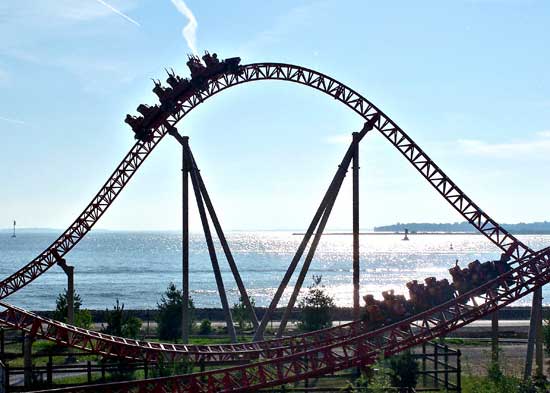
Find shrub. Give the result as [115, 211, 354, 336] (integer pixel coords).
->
[388, 351, 419, 388]
[157, 283, 195, 341]
[198, 319, 212, 335]
[298, 275, 335, 332]
[102, 299, 142, 339]
[232, 296, 255, 331]
[151, 357, 191, 377]
[53, 289, 92, 329]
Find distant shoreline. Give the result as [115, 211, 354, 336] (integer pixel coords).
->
[292, 232, 550, 236]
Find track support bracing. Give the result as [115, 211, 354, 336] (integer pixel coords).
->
[169, 128, 258, 341]
[257, 117, 378, 340]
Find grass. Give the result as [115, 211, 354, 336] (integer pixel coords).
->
[443, 338, 494, 346]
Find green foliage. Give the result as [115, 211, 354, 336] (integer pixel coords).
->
[198, 319, 212, 335]
[388, 351, 419, 388]
[298, 275, 335, 332]
[462, 369, 549, 393]
[232, 296, 255, 331]
[102, 299, 142, 339]
[75, 309, 93, 329]
[157, 283, 195, 341]
[486, 359, 503, 383]
[150, 357, 191, 377]
[53, 289, 92, 328]
[365, 356, 392, 392]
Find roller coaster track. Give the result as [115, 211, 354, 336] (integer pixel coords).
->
[30, 246, 550, 392]
[0, 62, 543, 391]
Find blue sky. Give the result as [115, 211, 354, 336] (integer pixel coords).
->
[1, 0, 549, 231]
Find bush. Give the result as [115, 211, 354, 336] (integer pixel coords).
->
[232, 296, 255, 331]
[298, 275, 335, 332]
[198, 319, 212, 335]
[388, 351, 418, 388]
[102, 299, 142, 339]
[53, 289, 92, 329]
[157, 283, 195, 341]
[151, 357, 191, 377]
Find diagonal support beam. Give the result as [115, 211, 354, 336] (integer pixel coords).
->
[255, 117, 378, 340]
[276, 172, 344, 336]
[169, 128, 240, 342]
[185, 146, 238, 343]
[187, 150, 259, 330]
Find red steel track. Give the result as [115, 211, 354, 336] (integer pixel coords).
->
[31, 246, 550, 392]
[1, 62, 543, 391]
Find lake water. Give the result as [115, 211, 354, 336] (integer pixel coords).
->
[1, 231, 549, 310]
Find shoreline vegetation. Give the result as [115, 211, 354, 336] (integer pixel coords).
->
[34, 305, 548, 324]
[374, 220, 550, 234]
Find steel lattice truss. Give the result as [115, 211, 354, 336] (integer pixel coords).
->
[30, 247, 550, 393]
[0, 62, 542, 391]
[0, 301, 368, 363]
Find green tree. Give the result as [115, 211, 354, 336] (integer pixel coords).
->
[298, 275, 335, 332]
[232, 296, 255, 331]
[157, 283, 195, 341]
[53, 289, 92, 329]
[102, 299, 142, 339]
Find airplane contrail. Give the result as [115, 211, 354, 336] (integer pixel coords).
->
[0, 116, 25, 125]
[93, 0, 140, 27]
[170, 0, 198, 56]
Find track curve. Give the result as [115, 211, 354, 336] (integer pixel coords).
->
[0, 62, 532, 301]
[32, 246, 550, 392]
[1, 61, 544, 391]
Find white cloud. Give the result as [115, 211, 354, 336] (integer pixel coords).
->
[93, 0, 140, 27]
[0, 1, 139, 24]
[458, 131, 550, 157]
[170, 0, 198, 56]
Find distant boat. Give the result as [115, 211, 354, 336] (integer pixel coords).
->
[11, 220, 16, 238]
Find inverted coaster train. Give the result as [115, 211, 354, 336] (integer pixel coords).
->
[1, 53, 548, 392]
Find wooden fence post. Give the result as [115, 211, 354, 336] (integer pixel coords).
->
[4, 363, 9, 393]
[47, 361, 52, 386]
[434, 343, 439, 388]
[457, 349, 462, 392]
[0, 328, 4, 360]
[444, 345, 449, 389]
[421, 342, 426, 387]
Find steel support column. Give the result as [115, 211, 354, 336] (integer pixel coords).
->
[524, 288, 542, 379]
[181, 136, 190, 343]
[491, 311, 498, 362]
[52, 250, 74, 326]
[352, 131, 360, 321]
